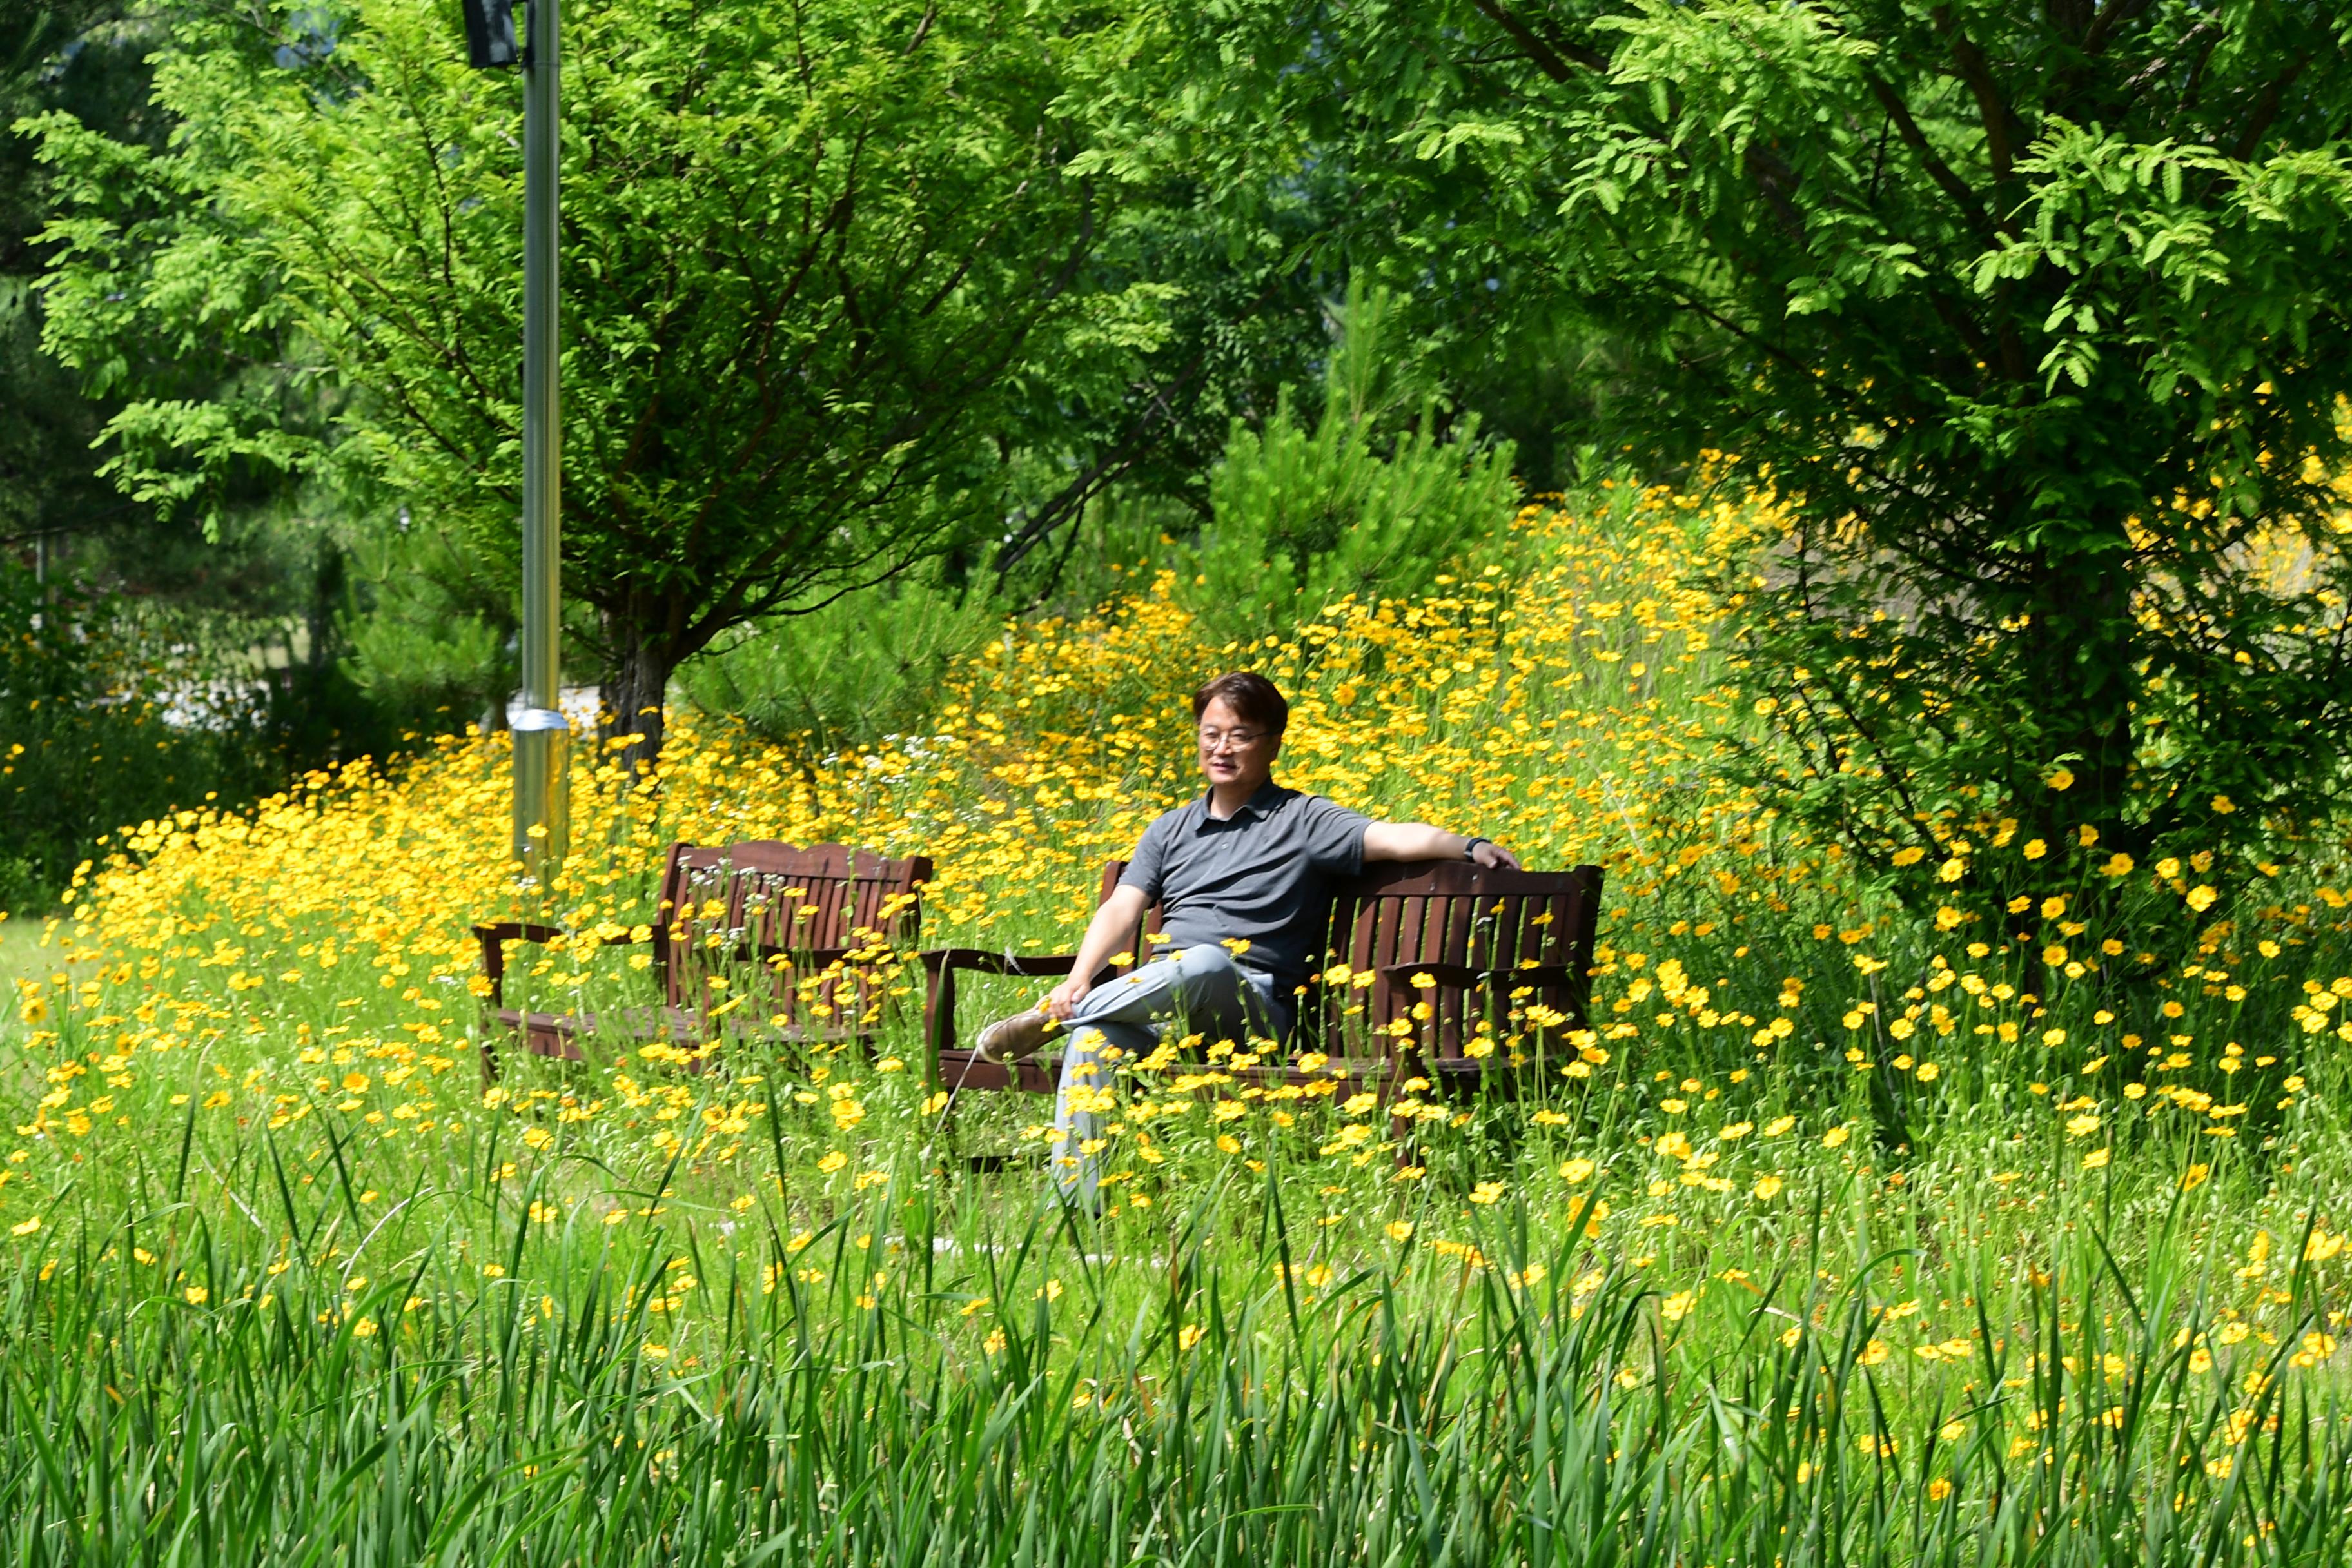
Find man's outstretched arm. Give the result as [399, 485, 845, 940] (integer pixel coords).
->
[1044, 883, 1151, 1019]
[1362, 821, 1524, 870]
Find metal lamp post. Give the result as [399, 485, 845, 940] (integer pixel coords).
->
[464, 0, 569, 872]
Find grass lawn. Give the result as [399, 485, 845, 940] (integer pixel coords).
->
[3, 492, 2349, 1563]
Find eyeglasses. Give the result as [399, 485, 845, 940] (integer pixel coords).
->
[1197, 727, 1266, 752]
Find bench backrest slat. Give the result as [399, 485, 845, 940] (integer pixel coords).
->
[657, 841, 930, 1025]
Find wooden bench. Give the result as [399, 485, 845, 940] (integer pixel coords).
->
[923, 857, 1602, 1100]
[476, 839, 930, 1075]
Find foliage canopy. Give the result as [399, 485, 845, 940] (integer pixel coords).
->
[1116, 0, 2352, 919]
[33, 0, 1141, 765]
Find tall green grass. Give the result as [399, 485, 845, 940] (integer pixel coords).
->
[8, 484, 2352, 1562]
[4, 1130, 2346, 1564]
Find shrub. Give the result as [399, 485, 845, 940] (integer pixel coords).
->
[678, 571, 1004, 760]
[1188, 284, 1521, 643]
[0, 562, 286, 908]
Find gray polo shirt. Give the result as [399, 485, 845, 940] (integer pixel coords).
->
[1117, 781, 1372, 993]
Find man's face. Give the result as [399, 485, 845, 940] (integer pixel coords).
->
[1196, 697, 1278, 792]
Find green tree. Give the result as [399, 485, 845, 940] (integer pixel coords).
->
[1, 0, 161, 572]
[34, 0, 1135, 769]
[1114, 0, 2352, 917]
[981, 153, 1346, 594]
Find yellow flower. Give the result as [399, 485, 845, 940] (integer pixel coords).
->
[2045, 767, 2075, 791]
[2186, 885, 2218, 912]
[2023, 838, 2048, 860]
[184, 1285, 209, 1305]
[2211, 794, 2235, 814]
[1385, 1221, 1415, 1242]
[1660, 1289, 1696, 1323]
[2102, 852, 2134, 877]
[817, 1150, 849, 1174]
[1821, 1126, 1850, 1149]
[10, 1216, 40, 1237]
[1752, 1175, 1784, 1200]
[2081, 1148, 2110, 1169]
[1558, 1157, 1596, 1184]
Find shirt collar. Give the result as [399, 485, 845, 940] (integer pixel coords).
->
[1195, 779, 1286, 827]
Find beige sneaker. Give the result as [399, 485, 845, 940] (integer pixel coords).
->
[975, 1007, 1057, 1064]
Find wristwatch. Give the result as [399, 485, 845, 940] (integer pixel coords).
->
[1462, 836, 1492, 862]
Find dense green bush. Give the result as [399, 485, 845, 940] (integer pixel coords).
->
[677, 571, 1004, 760]
[337, 511, 517, 736]
[0, 565, 258, 908]
[0, 557, 410, 911]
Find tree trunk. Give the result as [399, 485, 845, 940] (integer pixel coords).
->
[2023, 538, 2139, 852]
[602, 611, 673, 779]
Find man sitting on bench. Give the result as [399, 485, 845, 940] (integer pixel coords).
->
[975, 671, 1521, 1208]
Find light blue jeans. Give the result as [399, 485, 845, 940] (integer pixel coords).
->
[1050, 944, 1286, 1208]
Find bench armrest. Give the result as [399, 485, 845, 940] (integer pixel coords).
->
[476, 921, 564, 947]
[473, 922, 565, 1008]
[922, 948, 1117, 1084]
[919, 948, 1081, 979]
[473, 922, 663, 1006]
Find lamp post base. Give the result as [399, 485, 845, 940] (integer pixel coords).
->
[511, 714, 571, 870]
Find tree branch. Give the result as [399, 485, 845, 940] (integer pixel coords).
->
[2079, 0, 2155, 57]
[1467, 0, 1605, 83]
[2228, 59, 2307, 161]
[1930, 8, 2033, 242]
[1861, 72, 1993, 239]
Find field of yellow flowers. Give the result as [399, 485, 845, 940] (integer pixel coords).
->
[3, 485, 2351, 1563]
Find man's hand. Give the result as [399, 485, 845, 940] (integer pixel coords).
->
[1044, 975, 1092, 1020]
[1471, 840, 1523, 871]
